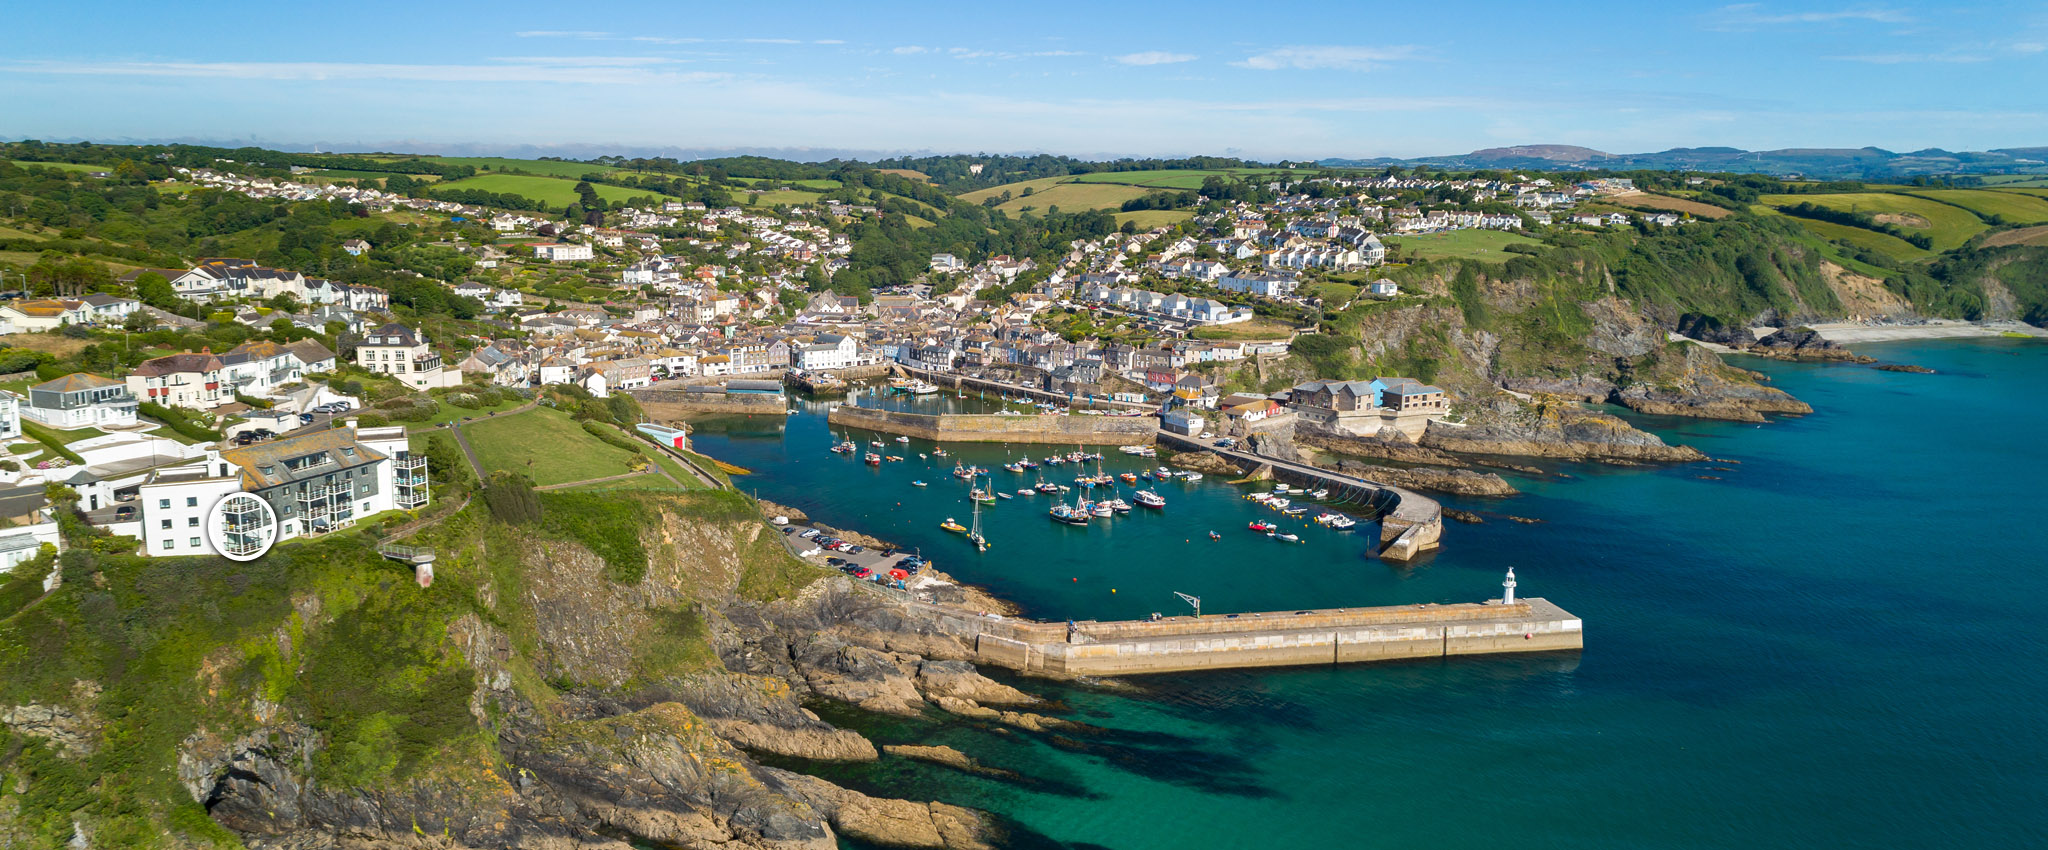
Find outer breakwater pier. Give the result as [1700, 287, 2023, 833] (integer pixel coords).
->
[873, 572, 1581, 676]
[827, 404, 1160, 446]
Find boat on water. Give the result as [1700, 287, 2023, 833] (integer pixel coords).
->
[1208, 531, 1221, 540]
[911, 480, 927, 487]
[1276, 532, 1301, 543]
[831, 440, 856, 454]
[886, 455, 904, 462]
[896, 436, 911, 443]
[1135, 489, 1166, 508]
[933, 448, 949, 457]
[1049, 504, 1090, 525]
[870, 440, 885, 448]
[1271, 484, 1293, 495]
[1018, 459, 1039, 469]
[1003, 462, 1024, 473]
[864, 452, 881, 465]
[1327, 515, 1357, 529]
[1267, 497, 1291, 509]
[1309, 488, 1330, 499]
[1018, 488, 1035, 496]
[1107, 498, 1131, 514]
[1248, 521, 1276, 532]
[970, 488, 997, 504]
[997, 492, 1013, 500]
[1182, 472, 1203, 481]
[952, 462, 974, 479]
[940, 518, 967, 533]
[1282, 507, 1308, 516]
[1120, 472, 1139, 484]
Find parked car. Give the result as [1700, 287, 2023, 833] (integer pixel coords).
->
[780, 526, 797, 535]
[846, 545, 865, 554]
[851, 567, 873, 579]
[298, 413, 315, 424]
[798, 529, 820, 539]
[825, 557, 848, 567]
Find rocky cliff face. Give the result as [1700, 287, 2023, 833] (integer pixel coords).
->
[1419, 398, 1707, 462]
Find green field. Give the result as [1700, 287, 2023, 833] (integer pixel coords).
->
[7, 160, 106, 174]
[732, 177, 841, 190]
[1908, 189, 2048, 225]
[462, 407, 641, 486]
[432, 173, 657, 207]
[1759, 192, 1987, 251]
[1188, 317, 1299, 341]
[742, 189, 829, 208]
[364, 156, 609, 179]
[996, 182, 1150, 215]
[1385, 229, 1542, 263]
[305, 169, 420, 181]
[1306, 281, 1360, 303]
[1112, 209, 1194, 229]
[1756, 207, 1931, 262]
[959, 176, 1070, 204]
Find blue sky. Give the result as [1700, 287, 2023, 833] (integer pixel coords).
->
[2, 1, 2042, 159]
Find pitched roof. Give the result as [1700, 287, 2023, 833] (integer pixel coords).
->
[219, 428, 387, 490]
[33, 373, 123, 393]
[132, 352, 224, 377]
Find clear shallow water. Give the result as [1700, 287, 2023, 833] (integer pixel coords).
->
[693, 340, 2048, 850]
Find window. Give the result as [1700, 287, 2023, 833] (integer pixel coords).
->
[186, 497, 198, 507]
[162, 539, 173, 550]
[188, 517, 199, 527]
[160, 519, 171, 529]
[190, 537, 201, 548]
[158, 499, 170, 509]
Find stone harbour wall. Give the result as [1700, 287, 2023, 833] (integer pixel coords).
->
[827, 406, 1159, 446]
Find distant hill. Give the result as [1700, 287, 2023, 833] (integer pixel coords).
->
[1321, 145, 2048, 180]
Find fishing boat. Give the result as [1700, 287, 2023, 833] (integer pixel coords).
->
[1248, 521, 1276, 532]
[831, 440, 856, 454]
[1120, 472, 1138, 484]
[870, 440, 885, 448]
[1019, 459, 1039, 469]
[911, 480, 928, 487]
[1089, 498, 1113, 517]
[1049, 503, 1089, 525]
[896, 436, 911, 443]
[1003, 462, 1024, 473]
[970, 488, 996, 504]
[940, 518, 967, 533]
[1183, 472, 1203, 481]
[864, 452, 881, 465]
[1135, 489, 1166, 508]
[1107, 498, 1131, 514]
[933, 448, 949, 457]
[952, 462, 973, 479]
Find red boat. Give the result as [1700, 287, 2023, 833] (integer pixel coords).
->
[864, 452, 882, 465]
[1248, 521, 1275, 532]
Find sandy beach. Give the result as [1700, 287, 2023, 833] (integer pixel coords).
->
[1806, 320, 2047, 343]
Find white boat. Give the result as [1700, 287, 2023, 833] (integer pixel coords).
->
[1267, 498, 1290, 509]
[896, 436, 910, 443]
[1327, 516, 1357, 529]
[1309, 488, 1330, 499]
[1090, 501, 1114, 517]
[1135, 490, 1166, 508]
[1182, 472, 1202, 481]
[997, 492, 1013, 500]
[1276, 532, 1301, 543]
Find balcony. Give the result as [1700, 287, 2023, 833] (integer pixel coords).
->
[394, 454, 428, 471]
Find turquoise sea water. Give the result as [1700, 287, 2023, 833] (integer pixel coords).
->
[691, 339, 2048, 850]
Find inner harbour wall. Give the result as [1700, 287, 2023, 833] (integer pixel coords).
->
[827, 405, 1160, 446]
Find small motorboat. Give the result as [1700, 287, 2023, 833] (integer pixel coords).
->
[1248, 521, 1275, 532]
[940, 518, 967, 533]
[864, 452, 881, 465]
[1276, 532, 1301, 543]
[1309, 488, 1330, 499]
[1018, 488, 1035, 496]
[1120, 472, 1138, 484]
[886, 455, 904, 462]
[1327, 515, 1357, 530]
[1282, 507, 1308, 516]
[997, 492, 1014, 500]
[1208, 531, 1221, 540]
[1267, 498, 1291, 509]
[1183, 472, 1203, 481]
[919, 453, 928, 459]
[896, 436, 910, 443]
[870, 440, 885, 448]
[911, 480, 928, 487]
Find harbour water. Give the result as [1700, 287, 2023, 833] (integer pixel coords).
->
[690, 339, 2048, 850]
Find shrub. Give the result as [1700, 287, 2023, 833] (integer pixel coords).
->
[482, 471, 541, 525]
[139, 402, 224, 442]
[581, 420, 644, 454]
[444, 392, 481, 410]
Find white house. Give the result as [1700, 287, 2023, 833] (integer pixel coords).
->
[355, 323, 462, 389]
[795, 334, 860, 371]
[21, 373, 138, 429]
[532, 243, 594, 262]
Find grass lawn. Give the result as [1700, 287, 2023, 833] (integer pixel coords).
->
[431, 174, 655, 207]
[462, 407, 639, 487]
[141, 423, 204, 445]
[1385, 230, 1543, 263]
[1759, 192, 1987, 251]
[1188, 317, 1299, 341]
[413, 396, 529, 429]
[1306, 281, 1359, 303]
[1112, 210, 1193, 229]
[1909, 189, 2048, 225]
[7, 160, 104, 174]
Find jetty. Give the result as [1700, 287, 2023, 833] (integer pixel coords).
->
[1156, 429, 1443, 561]
[877, 571, 1578, 677]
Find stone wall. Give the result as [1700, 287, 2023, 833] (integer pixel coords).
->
[958, 598, 1582, 676]
[826, 406, 1159, 446]
[633, 389, 789, 415]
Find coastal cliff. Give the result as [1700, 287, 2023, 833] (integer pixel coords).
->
[1419, 398, 1707, 462]
[0, 489, 1071, 850]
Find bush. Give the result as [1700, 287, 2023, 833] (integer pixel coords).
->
[374, 395, 438, 423]
[139, 402, 224, 442]
[444, 392, 481, 410]
[581, 420, 644, 454]
[352, 411, 390, 428]
[482, 471, 541, 525]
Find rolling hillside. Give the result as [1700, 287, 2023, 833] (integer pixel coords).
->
[431, 173, 659, 207]
[1760, 192, 1989, 252]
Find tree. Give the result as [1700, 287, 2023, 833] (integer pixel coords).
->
[132, 272, 176, 307]
[122, 311, 157, 333]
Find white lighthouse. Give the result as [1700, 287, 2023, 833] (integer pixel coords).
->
[1502, 568, 1517, 605]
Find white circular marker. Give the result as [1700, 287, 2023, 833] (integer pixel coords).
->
[206, 492, 278, 562]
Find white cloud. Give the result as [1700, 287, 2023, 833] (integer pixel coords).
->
[815, 39, 847, 45]
[1708, 4, 1911, 29]
[1114, 51, 1196, 66]
[2012, 42, 2045, 53]
[1235, 45, 1416, 71]
[892, 46, 928, 55]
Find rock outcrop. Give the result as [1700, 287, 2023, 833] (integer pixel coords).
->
[1330, 460, 1519, 496]
[1420, 399, 1707, 463]
[1747, 327, 1875, 363]
[1167, 450, 1248, 476]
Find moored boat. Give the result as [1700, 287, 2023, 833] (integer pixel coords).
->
[1135, 489, 1166, 508]
[864, 452, 881, 465]
[940, 518, 967, 532]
